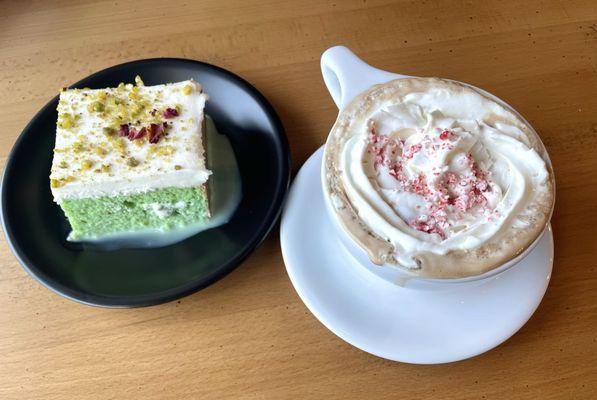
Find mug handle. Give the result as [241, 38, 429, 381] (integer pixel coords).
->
[320, 46, 408, 110]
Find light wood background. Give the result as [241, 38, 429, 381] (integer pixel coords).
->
[1, 1, 596, 398]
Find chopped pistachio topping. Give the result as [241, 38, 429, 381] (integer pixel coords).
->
[87, 101, 105, 112]
[157, 145, 175, 156]
[58, 119, 73, 129]
[129, 87, 140, 100]
[127, 157, 139, 167]
[102, 127, 116, 137]
[50, 176, 75, 188]
[114, 138, 126, 154]
[81, 159, 93, 170]
[182, 85, 193, 95]
[58, 113, 76, 129]
[72, 141, 88, 153]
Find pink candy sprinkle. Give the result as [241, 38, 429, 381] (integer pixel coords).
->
[365, 119, 495, 240]
[409, 215, 446, 239]
[367, 120, 403, 170]
[388, 162, 405, 182]
[411, 174, 430, 196]
[443, 172, 458, 184]
[403, 144, 422, 159]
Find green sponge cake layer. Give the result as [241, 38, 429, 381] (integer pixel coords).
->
[60, 186, 209, 240]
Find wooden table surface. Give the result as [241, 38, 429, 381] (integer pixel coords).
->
[1, 1, 596, 398]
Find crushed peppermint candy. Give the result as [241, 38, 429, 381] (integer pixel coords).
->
[366, 121, 495, 240]
[409, 215, 447, 239]
[403, 144, 422, 159]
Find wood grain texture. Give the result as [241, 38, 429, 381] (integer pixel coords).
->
[1, 0, 596, 398]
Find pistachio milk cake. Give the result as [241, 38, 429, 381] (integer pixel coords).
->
[49, 77, 211, 241]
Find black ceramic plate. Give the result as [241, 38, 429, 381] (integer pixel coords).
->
[1, 58, 290, 307]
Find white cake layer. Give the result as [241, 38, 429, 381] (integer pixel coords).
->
[50, 79, 211, 202]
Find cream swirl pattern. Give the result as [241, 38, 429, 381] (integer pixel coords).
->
[324, 78, 554, 278]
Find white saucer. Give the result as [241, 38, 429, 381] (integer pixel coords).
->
[280, 147, 553, 364]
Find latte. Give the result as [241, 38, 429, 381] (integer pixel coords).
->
[323, 78, 555, 278]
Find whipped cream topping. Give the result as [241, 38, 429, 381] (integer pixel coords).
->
[327, 78, 553, 273]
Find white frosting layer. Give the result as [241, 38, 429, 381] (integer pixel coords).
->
[50, 80, 210, 201]
[338, 85, 550, 269]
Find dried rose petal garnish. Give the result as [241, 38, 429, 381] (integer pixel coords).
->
[115, 120, 168, 143]
[118, 124, 129, 137]
[148, 122, 166, 144]
[162, 108, 179, 119]
[128, 126, 146, 140]
[127, 127, 137, 140]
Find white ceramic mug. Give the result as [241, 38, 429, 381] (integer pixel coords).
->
[320, 46, 553, 290]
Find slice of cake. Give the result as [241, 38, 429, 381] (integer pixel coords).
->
[49, 77, 211, 241]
